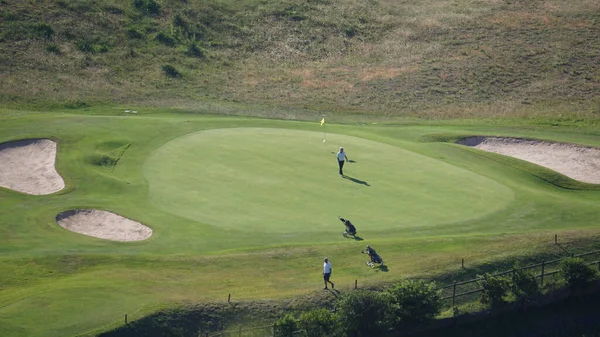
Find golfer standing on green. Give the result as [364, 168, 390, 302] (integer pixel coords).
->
[337, 147, 349, 176]
[323, 257, 334, 290]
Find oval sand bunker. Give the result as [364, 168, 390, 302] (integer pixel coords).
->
[56, 210, 152, 241]
[458, 137, 600, 184]
[0, 139, 65, 195]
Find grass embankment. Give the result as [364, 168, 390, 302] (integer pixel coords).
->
[0, 110, 599, 336]
[1, 0, 599, 119]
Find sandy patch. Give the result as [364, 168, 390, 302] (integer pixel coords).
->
[56, 209, 153, 242]
[0, 139, 65, 195]
[458, 137, 600, 184]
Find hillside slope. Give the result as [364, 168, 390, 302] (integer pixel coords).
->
[0, 0, 599, 118]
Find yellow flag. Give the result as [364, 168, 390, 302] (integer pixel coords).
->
[320, 118, 325, 126]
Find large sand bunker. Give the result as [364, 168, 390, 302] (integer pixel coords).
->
[458, 137, 600, 184]
[56, 210, 153, 241]
[0, 139, 65, 195]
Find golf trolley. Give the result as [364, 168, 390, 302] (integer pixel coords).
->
[338, 216, 357, 239]
[362, 245, 384, 268]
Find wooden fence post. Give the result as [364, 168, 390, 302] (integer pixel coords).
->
[555, 234, 557, 244]
[228, 293, 231, 303]
[355, 279, 357, 289]
[461, 258, 464, 268]
[125, 314, 128, 325]
[540, 260, 545, 286]
[452, 281, 457, 307]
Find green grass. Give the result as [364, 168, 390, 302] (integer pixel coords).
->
[0, 0, 598, 119]
[0, 108, 599, 336]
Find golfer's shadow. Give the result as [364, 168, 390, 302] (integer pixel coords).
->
[342, 175, 370, 186]
[377, 265, 389, 272]
[347, 159, 357, 163]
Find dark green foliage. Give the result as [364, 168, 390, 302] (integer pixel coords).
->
[156, 31, 177, 46]
[133, 0, 161, 16]
[297, 309, 340, 337]
[274, 313, 299, 337]
[127, 28, 144, 39]
[32, 23, 54, 40]
[559, 258, 598, 290]
[511, 266, 539, 298]
[186, 42, 205, 58]
[162, 64, 181, 78]
[385, 280, 442, 327]
[478, 273, 511, 307]
[337, 290, 392, 337]
[45, 43, 61, 54]
[77, 40, 109, 54]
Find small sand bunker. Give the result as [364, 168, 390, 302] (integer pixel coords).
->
[56, 210, 153, 241]
[0, 139, 65, 195]
[458, 137, 600, 184]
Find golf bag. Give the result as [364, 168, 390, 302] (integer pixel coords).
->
[362, 245, 384, 268]
[338, 216, 357, 238]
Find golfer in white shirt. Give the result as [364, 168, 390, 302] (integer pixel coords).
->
[323, 257, 334, 289]
[337, 147, 349, 176]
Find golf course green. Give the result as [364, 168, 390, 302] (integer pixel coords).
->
[0, 110, 599, 337]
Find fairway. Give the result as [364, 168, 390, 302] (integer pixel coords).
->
[145, 128, 514, 234]
[1, 112, 599, 337]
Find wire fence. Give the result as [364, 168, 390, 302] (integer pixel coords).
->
[437, 249, 600, 308]
[200, 247, 600, 337]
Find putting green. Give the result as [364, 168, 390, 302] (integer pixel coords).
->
[144, 128, 514, 234]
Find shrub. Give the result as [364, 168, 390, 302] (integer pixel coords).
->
[133, 0, 161, 16]
[337, 290, 393, 337]
[34, 23, 54, 40]
[274, 313, 299, 337]
[45, 43, 61, 54]
[186, 42, 205, 58]
[559, 257, 598, 290]
[162, 64, 181, 78]
[385, 280, 442, 327]
[127, 28, 144, 39]
[297, 308, 339, 337]
[511, 266, 539, 298]
[478, 273, 511, 307]
[156, 31, 177, 47]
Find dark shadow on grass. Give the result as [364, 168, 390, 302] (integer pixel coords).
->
[342, 175, 370, 186]
[377, 265, 389, 272]
[347, 159, 356, 163]
[353, 235, 364, 241]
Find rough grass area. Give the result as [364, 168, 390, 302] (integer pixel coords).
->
[0, 0, 599, 119]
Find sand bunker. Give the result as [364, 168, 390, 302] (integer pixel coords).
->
[458, 137, 600, 184]
[56, 210, 153, 241]
[0, 139, 65, 195]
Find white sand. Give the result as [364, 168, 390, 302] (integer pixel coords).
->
[458, 137, 600, 184]
[0, 139, 66, 195]
[56, 209, 153, 242]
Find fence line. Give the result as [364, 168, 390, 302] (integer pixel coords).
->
[439, 249, 600, 306]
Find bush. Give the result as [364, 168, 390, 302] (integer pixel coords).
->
[156, 31, 177, 47]
[127, 28, 144, 39]
[297, 309, 340, 337]
[45, 43, 61, 54]
[385, 280, 442, 327]
[478, 273, 511, 307]
[162, 64, 181, 78]
[337, 290, 393, 337]
[274, 313, 299, 337]
[133, 0, 161, 16]
[559, 257, 598, 290]
[34, 23, 54, 40]
[186, 42, 205, 58]
[511, 266, 539, 298]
